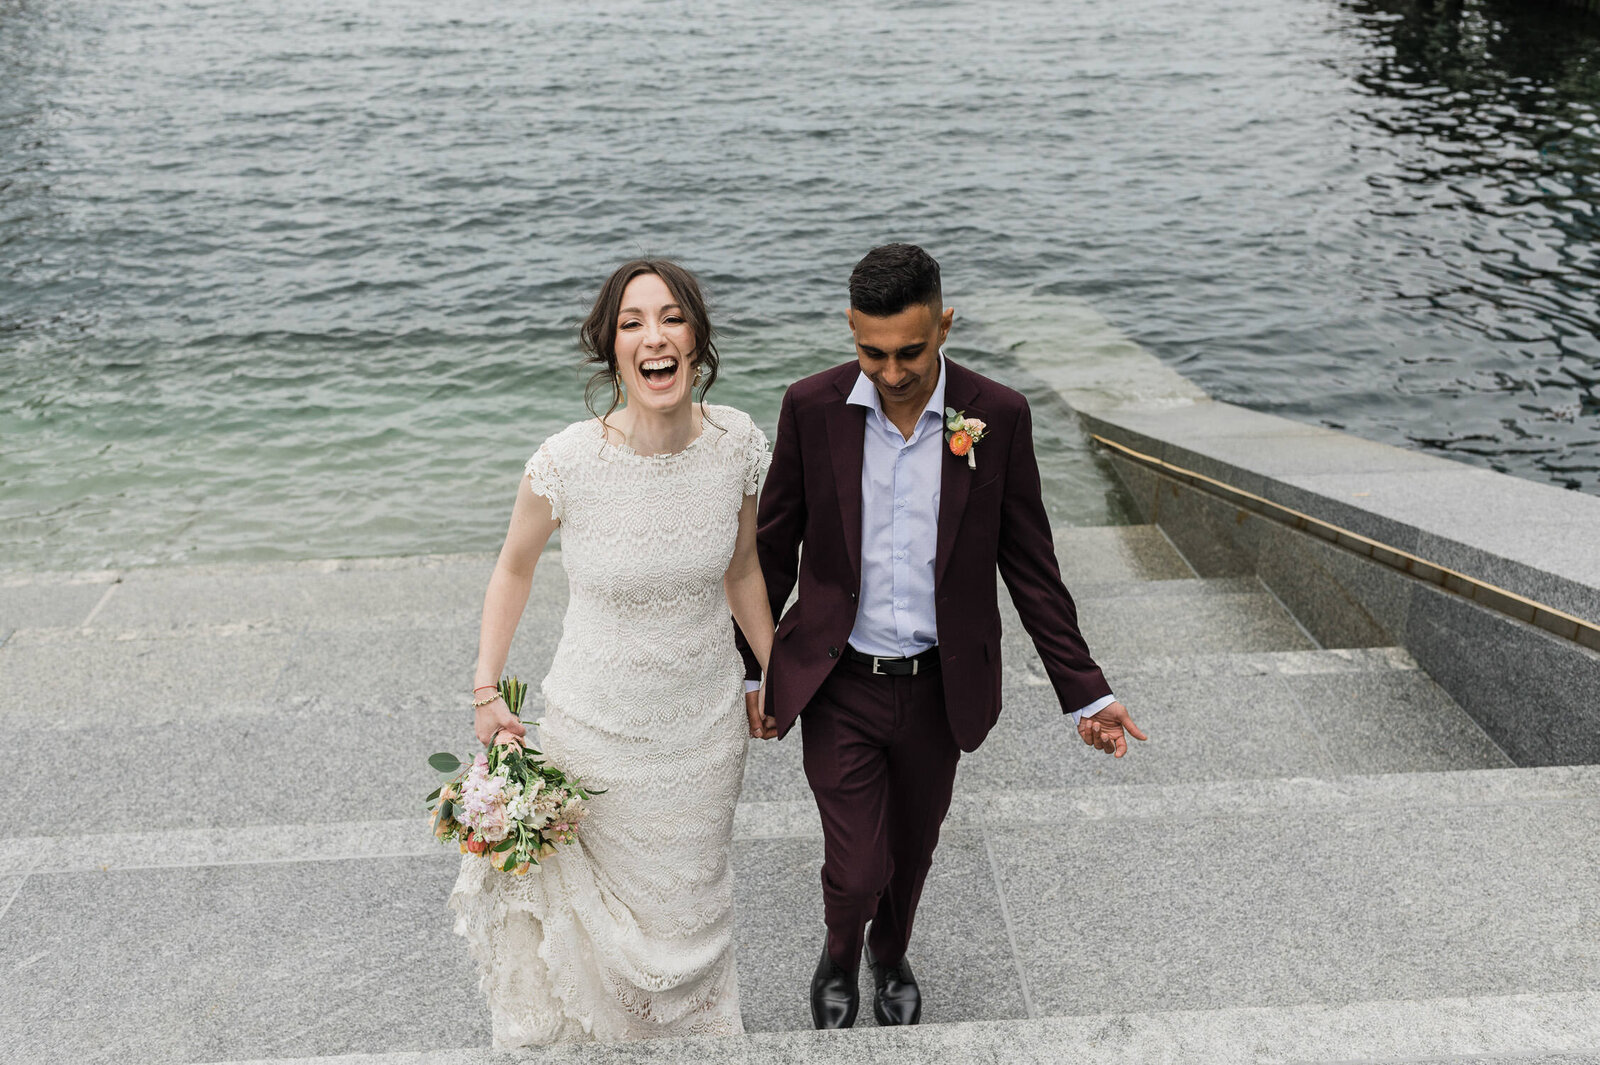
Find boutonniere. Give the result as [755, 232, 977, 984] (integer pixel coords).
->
[944, 408, 988, 469]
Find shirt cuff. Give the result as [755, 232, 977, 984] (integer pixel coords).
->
[744, 679, 763, 694]
[1071, 694, 1117, 724]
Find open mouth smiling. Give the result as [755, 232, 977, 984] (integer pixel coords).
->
[640, 357, 680, 390]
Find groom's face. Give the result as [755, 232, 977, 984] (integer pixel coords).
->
[848, 302, 954, 414]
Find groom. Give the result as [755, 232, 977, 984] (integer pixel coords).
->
[738, 243, 1145, 1029]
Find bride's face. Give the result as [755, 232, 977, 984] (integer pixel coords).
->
[614, 273, 698, 414]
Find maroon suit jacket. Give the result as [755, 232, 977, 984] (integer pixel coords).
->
[739, 358, 1111, 753]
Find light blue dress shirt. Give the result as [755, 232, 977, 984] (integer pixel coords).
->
[751, 355, 1113, 722]
[845, 358, 947, 659]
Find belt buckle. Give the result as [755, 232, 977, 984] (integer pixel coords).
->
[870, 655, 918, 676]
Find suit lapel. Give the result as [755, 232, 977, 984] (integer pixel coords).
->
[935, 361, 984, 586]
[825, 388, 867, 584]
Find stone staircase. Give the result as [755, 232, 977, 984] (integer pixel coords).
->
[1, 525, 1596, 1063]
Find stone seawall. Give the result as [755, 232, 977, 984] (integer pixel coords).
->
[1003, 297, 1600, 766]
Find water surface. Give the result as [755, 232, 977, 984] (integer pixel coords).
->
[3, 0, 1597, 573]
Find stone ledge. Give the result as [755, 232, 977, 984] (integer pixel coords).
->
[1082, 410, 1600, 638]
[1001, 297, 1600, 628]
[1000, 297, 1600, 762]
[0, 551, 504, 588]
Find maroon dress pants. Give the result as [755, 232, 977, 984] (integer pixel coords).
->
[800, 653, 962, 972]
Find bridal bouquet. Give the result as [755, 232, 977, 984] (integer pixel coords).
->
[426, 677, 599, 876]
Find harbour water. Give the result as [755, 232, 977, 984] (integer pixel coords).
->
[3, 0, 1597, 574]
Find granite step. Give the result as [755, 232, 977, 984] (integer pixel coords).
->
[2, 767, 1595, 1064]
[0, 644, 1509, 840]
[0, 524, 1194, 635]
[0, 574, 1313, 734]
[189, 991, 1600, 1064]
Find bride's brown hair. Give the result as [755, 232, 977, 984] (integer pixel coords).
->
[580, 259, 719, 426]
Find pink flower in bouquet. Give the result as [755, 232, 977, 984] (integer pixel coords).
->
[460, 754, 498, 815]
[475, 801, 511, 843]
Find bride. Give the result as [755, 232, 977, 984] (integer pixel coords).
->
[449, 259, 779, 1045]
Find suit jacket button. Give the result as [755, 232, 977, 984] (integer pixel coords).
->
[827, 646, 840, 659]
[849, 592, 858, 602]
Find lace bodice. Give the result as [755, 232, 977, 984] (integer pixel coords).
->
[525, 408, 769, 736]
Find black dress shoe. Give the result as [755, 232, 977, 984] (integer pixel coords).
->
[865, 943, 922, 1026]
[810, 945, 860, 1029]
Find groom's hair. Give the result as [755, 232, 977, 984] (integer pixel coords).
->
[849, 244, 942, 318]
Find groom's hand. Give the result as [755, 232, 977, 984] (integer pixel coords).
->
[1077, 700, 1146, 758]
[745, 688, 779, 740]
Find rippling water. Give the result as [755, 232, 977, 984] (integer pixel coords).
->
[2, 0, 1597, 573]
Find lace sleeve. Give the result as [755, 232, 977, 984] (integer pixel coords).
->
[741, 419, 771, 496]
[524, 443, 564, 521]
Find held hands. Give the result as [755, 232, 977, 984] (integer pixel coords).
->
[1077, 700, 1147, 758]
[744, 687, 779, 740]
[474, 696, 527, 748]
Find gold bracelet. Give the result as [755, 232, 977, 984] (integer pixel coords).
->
[471, 692, 501, 709]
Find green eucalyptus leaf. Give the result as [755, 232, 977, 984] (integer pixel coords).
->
[427, 752, 462, 774]
[425, 786, 442, 803]
[492, 838, 516, 852]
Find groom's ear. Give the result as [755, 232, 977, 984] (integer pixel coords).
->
[938, 306, 954, 343]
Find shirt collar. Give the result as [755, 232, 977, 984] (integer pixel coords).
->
[846, 352, 948, 424]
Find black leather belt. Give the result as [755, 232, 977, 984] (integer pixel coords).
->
[843, 645, 941, 676]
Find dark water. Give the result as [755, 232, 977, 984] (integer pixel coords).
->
[2, 0, 1598, 573]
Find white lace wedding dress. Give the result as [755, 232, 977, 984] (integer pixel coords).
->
[449, 404, 769, 1047]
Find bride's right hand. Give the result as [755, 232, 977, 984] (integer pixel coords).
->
[474, 697, 527, 747]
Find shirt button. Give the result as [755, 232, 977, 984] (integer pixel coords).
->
[895, 498, 906, 508]
[895, 551, 905, 560]
[896, 600, 907, 609]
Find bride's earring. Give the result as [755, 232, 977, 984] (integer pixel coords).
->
[693, 362, 708, 384]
